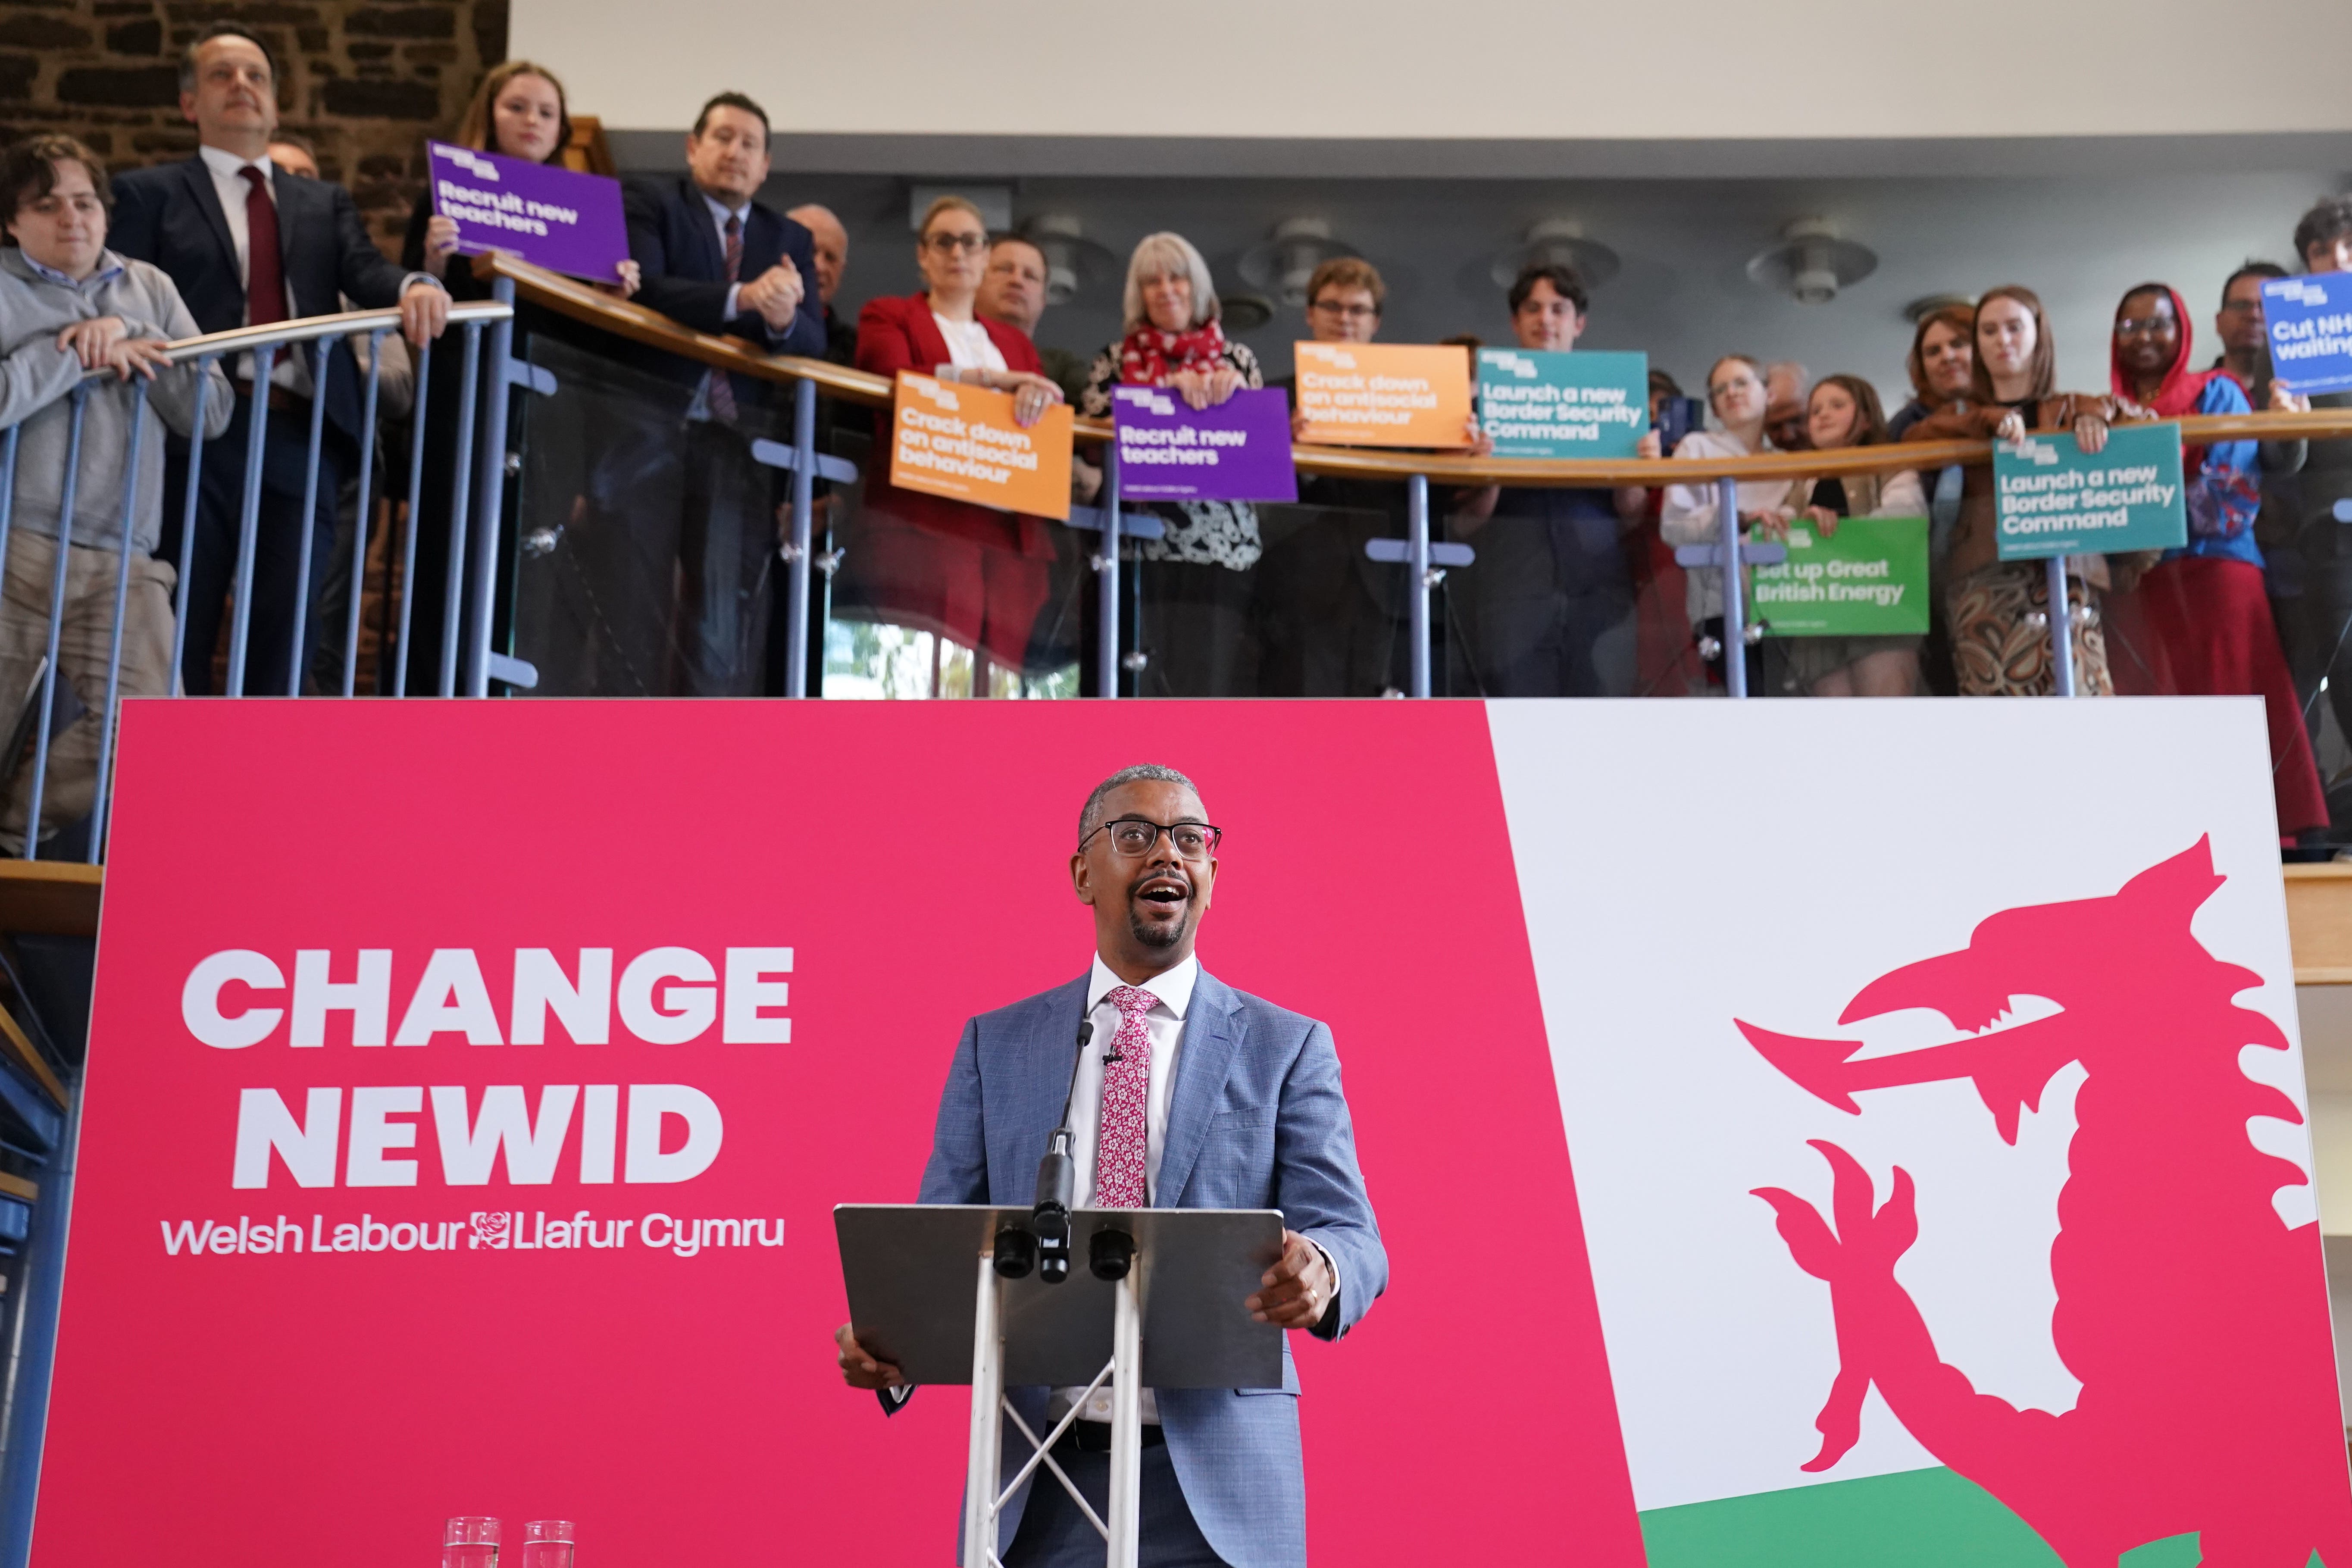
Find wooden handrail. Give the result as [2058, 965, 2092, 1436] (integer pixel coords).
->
[489, 255, 2352, 489]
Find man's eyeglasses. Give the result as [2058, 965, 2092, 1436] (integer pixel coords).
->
[1309, 300, 1376, 320]
[2114, 316, 2174, 337]
[1080, 817, 1223, 860]
[924, 232, 987, 254]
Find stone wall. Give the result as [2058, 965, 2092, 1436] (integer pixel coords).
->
[0, 0, 510, 257]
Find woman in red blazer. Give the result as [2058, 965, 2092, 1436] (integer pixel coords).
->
[851, 196, 1069, 680]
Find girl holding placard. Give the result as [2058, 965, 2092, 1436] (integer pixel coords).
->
[1900, 286, 2133, 698]
[1774, 375, 1927, 697]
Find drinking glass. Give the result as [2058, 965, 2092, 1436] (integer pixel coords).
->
[443, 1517, 500, 1568]
[518, 1520, 575, 1568]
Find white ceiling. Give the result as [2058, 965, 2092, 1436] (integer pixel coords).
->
[522, 0, 2352, 142]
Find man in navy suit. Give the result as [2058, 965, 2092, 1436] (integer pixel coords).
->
[109, 23, 448, 696]
[836, 764, 1387, 1568]
[623, 92, 823, 404]
[621, 92, 823, 693]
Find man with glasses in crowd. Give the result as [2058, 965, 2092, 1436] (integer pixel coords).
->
[622, 92, 824, 694]
[834, 762, 1385, 1568]
[1257, 257, 1420, 694]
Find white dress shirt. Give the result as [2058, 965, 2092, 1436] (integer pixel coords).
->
[197, 144, 304, 394]
[1050, 953, 1197, 1426]
[932, 311, 1007, 377]
[197, 144, 435, 401]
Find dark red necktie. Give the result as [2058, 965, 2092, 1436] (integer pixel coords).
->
[238, 166, 285, 328]
[707, 213, 743, 424]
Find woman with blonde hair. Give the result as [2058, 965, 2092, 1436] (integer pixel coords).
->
[1660, 354, 1796, 692]
[1077, 232, 1265, 695]
[851, 195, 1067, 680]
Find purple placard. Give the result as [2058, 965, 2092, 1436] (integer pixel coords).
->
[1111, 384, 1298, 503]
[427, 140, 629, 284]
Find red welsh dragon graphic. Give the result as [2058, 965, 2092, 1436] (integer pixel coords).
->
[1740, 839, 2352, 1566]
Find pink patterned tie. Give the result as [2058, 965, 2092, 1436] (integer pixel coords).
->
[1093, 986, 1156, 1208]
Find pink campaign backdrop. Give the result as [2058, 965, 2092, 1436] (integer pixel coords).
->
[33, 701, 1644, 1566]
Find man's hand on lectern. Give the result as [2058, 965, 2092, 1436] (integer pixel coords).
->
[1245, 1229, 1333, 1329]
[836, 1322, 904, 1390]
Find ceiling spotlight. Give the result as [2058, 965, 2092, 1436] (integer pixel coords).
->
[1219, 293, 1276, 332]
[1488, 219, 1620, 291]
[1020, 213, 1120, 307]
[1747, 219, 1877, 305]
[1237, 218, 1360, 308]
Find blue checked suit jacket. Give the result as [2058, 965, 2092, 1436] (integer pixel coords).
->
[913, 968, 1386, 1568]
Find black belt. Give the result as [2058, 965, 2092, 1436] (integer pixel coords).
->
[1057, 1421, 1164, 1454]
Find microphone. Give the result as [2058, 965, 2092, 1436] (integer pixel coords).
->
[1032, 1018, 1091, 1284]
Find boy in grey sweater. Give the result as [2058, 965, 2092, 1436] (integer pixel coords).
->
[0, 133, 230, 854]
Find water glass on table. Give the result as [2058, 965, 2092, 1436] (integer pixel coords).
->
[518, 1519, 575, 1568]
[443, 1517, 500, 1568]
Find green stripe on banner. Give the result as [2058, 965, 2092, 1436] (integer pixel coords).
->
[1638, 1468, 2061, 1567]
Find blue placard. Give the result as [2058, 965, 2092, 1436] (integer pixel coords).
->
[1993, 422, 2186, 561]
[1475, 348, 1648, 459]
[2261, 274, 2352, 395]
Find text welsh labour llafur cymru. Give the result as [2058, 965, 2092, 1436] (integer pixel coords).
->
[158, 1209, 784, 1258]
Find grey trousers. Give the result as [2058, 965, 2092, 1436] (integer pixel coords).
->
[0, 531, 174, 854]
[1002, 1442, 1228, 1568]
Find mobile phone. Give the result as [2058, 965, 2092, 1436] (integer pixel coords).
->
[1655, 396, 1707, 455]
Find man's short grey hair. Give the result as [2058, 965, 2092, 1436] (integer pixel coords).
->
[1121, 232, 1220, 333]
[1079, 764, 1201, 843]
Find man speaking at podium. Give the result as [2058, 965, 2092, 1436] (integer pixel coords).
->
[835, 764, 1386, 1568]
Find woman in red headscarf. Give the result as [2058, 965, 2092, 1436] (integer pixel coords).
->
[2112, 280, 2325, 836]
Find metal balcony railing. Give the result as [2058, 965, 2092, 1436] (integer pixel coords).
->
[8, 254, 2352, 863]
[0, 290, 516, 863]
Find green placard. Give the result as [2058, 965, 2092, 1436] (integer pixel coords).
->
[1993, 420, 2186, 560]
[1475, 348, 1649, 458]
[1751, 515, 1930, 637]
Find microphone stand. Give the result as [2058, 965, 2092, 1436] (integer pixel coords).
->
[1029, 1019, 1095, 1283]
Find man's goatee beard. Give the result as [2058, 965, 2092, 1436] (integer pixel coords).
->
[1130, 910, 1186, 948]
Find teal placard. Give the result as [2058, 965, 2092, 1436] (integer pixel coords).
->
[1476, 348, 1649, 459]
[1751, 516, 1930, 637]
[1993, 421, 2186, 561]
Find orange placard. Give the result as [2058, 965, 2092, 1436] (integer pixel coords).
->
[1291, 341, 1475, 448]
[886, 371, 1073, 520]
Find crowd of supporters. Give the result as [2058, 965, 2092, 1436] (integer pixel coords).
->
[1, 31, 2351, 847]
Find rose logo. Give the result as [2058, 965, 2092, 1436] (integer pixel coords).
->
[468, 1211, 511, 1249]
